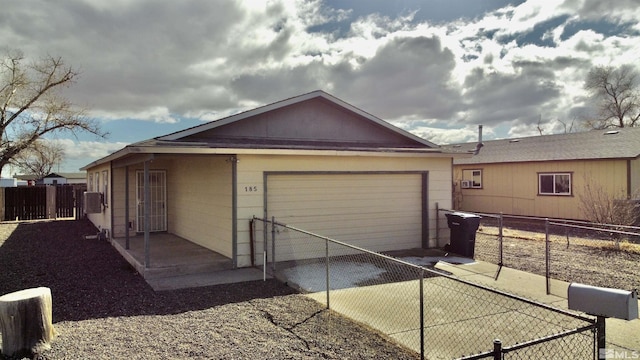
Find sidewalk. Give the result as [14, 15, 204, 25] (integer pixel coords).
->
[434, 260, 640, 352]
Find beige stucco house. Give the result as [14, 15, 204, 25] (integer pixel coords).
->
[81, 91, 462, 272]
[449, 127, 640, 220]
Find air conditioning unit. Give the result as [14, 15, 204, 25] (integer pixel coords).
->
[461, 180, 471, 189]
[84, 192, 102, 214]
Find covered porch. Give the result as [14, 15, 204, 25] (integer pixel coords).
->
[111, 233, 233, 279]
[110, 233, 267, 291]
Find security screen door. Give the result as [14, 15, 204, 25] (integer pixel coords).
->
[136, 170, 167, 232]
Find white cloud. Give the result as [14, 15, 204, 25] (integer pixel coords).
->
[0, 0, 639, 166]
[53, 139, 129, 160]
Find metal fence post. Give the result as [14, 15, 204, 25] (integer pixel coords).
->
[545, 218, 550, 295]
[435, 202, 439, 245]
[271, 216, 276, 272]
[420, 268, 425, 360]
[494, 212, 505, 280]
[596, 316, 606, 357]
[493, 339, 502, 360]
[498, 212, 504, 266]
[325, 238, 330, 310]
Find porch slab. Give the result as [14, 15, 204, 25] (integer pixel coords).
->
[110, 233, 234, 282]
[146, 268, 270, 291]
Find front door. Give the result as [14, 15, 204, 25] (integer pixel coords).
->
[136, 170, 167, 232]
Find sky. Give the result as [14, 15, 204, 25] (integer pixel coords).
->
[1, 0, 639, 174]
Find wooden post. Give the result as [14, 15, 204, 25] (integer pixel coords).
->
[0, 287, 56, 357]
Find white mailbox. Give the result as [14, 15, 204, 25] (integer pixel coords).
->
[568, 283, 638, 320]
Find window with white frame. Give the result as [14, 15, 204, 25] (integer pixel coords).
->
[461, 169, 482, 189]
[538, 173, 571, 195]
[95, 172, 100, 195]
[88, 173, 93, 191]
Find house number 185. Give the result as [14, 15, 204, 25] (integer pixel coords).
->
[244, 186, 258, 192]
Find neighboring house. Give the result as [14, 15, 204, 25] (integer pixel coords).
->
[57, 172, 87, 185]
[13, 174, 38, 186]
[40, 173, 67, 185]
[12, 172, 86, 186]
[81, 90, 463, 268]
[447, 127, 640, 220]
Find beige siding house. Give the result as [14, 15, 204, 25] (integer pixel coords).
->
[449, 127, 640, 220]
[81, 91, 462, 273]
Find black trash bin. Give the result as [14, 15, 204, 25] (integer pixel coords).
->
[445, 212, 481, 258]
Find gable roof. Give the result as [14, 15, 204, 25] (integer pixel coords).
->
[449, 127, 640, 165]
[82, 91, 462, 170]
[157, 90, 438, 148]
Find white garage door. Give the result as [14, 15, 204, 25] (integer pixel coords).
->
[266, 172, 425, 261]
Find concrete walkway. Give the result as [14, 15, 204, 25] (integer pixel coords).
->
[434, 260, 640, 352]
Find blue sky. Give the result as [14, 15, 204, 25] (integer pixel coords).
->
[1, 0, 639, 175]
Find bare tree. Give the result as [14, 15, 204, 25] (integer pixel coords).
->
[0, 49, 104, 177]
[578, 176, 638, 226]
[11, 140, 64, 179]
[583, 64, 640, 129]
[557, 117, 576, 134]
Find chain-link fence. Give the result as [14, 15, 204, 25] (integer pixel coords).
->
[252, 217, 597, 359]
[436, 208, 640, 297]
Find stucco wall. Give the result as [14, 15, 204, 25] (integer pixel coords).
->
[454, 159, 630, 220]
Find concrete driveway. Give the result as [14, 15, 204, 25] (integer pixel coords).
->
[304, 260, 638, 358]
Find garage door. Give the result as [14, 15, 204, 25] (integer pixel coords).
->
[266, 172, 425, 261]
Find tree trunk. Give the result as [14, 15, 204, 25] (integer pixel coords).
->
[0, 287, 56, 357]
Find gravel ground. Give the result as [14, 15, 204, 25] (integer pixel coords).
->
[474, 222, 640, 291]
[0, 220, 418, 360]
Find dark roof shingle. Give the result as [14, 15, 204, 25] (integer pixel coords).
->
[448, 127, 640, 165]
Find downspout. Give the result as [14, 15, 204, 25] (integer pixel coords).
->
[231, 155, 238, 268]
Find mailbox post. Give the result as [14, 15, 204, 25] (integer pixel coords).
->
[568, 283, 639, 356]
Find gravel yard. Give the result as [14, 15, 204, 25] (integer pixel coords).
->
[474, 223, 640, 291]
[0, 220, 418, 360]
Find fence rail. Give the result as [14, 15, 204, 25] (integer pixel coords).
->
[252, 217, 597, 359]
[436, 206, 640, 295]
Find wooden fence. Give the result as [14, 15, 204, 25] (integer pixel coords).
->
[2, 185, 87, 221]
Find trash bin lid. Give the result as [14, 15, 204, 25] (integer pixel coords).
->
[448, 211, 481, 218]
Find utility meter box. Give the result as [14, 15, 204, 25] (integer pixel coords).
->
[568, 283, 638, 320]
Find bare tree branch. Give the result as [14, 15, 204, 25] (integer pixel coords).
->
[583, 65, 640, 129]
[0, 49, 105, 176]
[11, 140, 64, 179]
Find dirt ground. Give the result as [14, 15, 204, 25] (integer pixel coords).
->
[473, 222, 640, 291]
